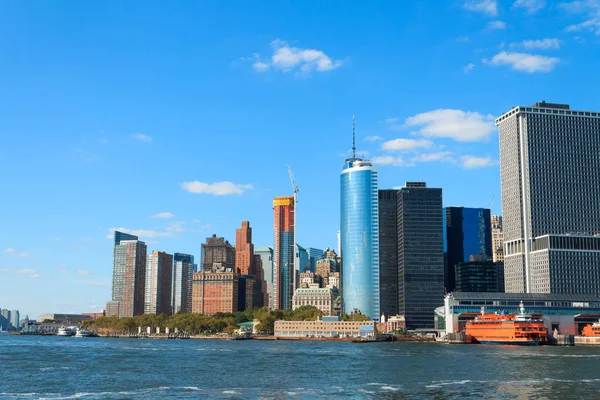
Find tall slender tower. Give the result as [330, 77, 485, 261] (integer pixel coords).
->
[112, 231, 147, 317]
[144, 250, 173, 315]
[173, 253, 194, 313]
[273, 196, 295, 309]
[235, 221, 255, 275]
[340, 117, 380, 320]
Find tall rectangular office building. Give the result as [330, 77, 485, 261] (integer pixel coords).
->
[112, 231, 147, 318]
[378, 189, 398, 318]
[496, 102, 600, 294]
[398, 182, 444, 329]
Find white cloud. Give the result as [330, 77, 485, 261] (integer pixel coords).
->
[513, 0, 546, 13]
[460, 155, 497, 168]
[385, 117, 400, 124]
[457, 36, 471, 42]
[560, 1, 600, 35]
[382, 138, 433, 151]
[411, 152, 455, 163]
[29, 274, 41, 279]
[77, 269, 93, 276]
[101, 139, 108, 144]
[464, 0, 498, 16]
[16, 269, 36, 274]
[246, 39, 343, 75]
[166, 221, 186, 233]
[404, 109, 495, 142]
[372, 156, 412, 167]
[253, 62, 270, 72]
[5, 248, 29, 257]
[106, 228, 172, 239]
[483, 51, 560, 72]
[487, 20, 506, 30]
[74, 149, 99, 163]
[150, 212, 175, 219]
[463, 63, 475, 73]
[132, 133, 152, 142]
[180, 181, 253, 196]
[364, 136, 382, 142]
[511, 38, 562, 49]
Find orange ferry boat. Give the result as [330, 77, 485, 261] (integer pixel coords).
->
[465, 302, 547, 345]
[582, 319, 600, 337]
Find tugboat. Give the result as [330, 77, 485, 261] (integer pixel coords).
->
[465, 302, 547, 345]
[582, 319, 600, 337]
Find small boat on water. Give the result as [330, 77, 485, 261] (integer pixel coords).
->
[465, 302, 547, 345]
[582, 319, 600, 337]
[57, 326, 75, 337]
[74, 328, 90, 337]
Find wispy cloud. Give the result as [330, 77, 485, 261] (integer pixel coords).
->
[382, 139, 433, 151]
[404, 109, 495, 142]
[411, 152, 454, 163]
[483, 51, 560, 72]
[560, 1, 600, 35]
[166, 221, 187, 233]
[4, 248, 29, 257]
[0, 268, 40, 279]
[513, 0, 546, 13]
[486, 20, 506, 30]
[73, 149, 99, 163]
[463, 63, 475, 73]
[180, 181, 253, 196]
[245, 39, 343, 75]
[511, 38, 562, 49]
[460, 155, 498, 168]
[77, 269, 93, 276]
[106, 228, 171, 239]
[464, 0, 498, 16]
[364, 136, 382, 142]
[132, 133, 152, 142]
[457, 36, 471, 42]
[150, 212, 175, 219]
[372, 155, 413, 167]
[385, 117, 400, 124]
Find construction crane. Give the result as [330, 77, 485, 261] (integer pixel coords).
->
[287, 165, 299, 291]
[490, 195, 495, 211]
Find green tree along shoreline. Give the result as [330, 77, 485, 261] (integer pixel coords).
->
[83, 306, 368, 335]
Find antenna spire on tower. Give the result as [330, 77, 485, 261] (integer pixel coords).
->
[352, 115, 356, 159]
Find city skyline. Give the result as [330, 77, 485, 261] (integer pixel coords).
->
[3, 1, 600, 317]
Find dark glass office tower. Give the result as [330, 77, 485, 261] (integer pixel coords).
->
[398, 182, 444, 329]
[378, 189, 398, 318]
[444, 207, 492, 292]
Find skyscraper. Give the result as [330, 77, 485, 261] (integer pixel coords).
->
[340, 117, 380, 320]
[273, 196, 295, 310]
[378, 189, 398, 318]
[10, 310, 20, 330]
[297, 245, 311, 273]
[144, 250, 173, 315]
[0, 309, 10, 331]
[173, 253, 194, 314]
[201, 234, 236, 271]
[398, 182, 444, 329]
[112, 231, 147, 317]
[491, 215, 504, 263]
[256, 246, 274, 308]
[235, 221, 255, 275]
[496, 101, 600, 294]
[444, 207, 492, 293]
[306, 247, 324, 273]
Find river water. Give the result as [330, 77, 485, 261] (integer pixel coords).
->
[1, 335, 600, 399]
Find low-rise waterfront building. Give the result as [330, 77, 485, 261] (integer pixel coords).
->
[442, 292, 600, 336]
[36, 313, 92, 324]
[274, 318, 376, 338]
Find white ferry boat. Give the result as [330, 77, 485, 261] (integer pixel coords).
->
[74, 328, 90, 337]
[57, 326, 74, 337]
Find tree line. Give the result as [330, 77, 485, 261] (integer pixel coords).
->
[83, 306, 366, 335]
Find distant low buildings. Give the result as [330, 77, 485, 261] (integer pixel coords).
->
[274, 318, 376, 338]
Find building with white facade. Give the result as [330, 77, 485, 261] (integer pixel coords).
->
[496, 102, 600, 294]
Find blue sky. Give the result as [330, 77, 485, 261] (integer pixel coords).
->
[2, 0, 600, 318]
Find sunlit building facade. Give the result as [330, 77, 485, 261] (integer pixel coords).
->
[340, 158, 380, 320]
[273, 196, 295, 310]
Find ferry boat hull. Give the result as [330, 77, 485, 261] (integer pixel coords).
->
[475, 339, 541, 346]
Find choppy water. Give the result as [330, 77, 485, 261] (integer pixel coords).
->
[2, 335, 600, 399]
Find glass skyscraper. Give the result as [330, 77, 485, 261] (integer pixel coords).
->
[340, 157, 380, 320]
[444, 207, 492, 293]
[273, 196, 295, 310]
